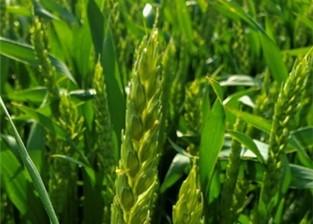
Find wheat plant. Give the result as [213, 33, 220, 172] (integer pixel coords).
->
[0, 1, 313, 224]
[255, 49, 313, 223]
[111, 30, 164, 224]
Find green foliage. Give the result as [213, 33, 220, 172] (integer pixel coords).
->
[0, 97, 58, 224]
[0, 0, 313, 224]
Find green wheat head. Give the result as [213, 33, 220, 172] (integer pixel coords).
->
[255, 49, 313, 223]
[30, 17, 57, 96]
[49, 92, 84, 222]
[111, 29, 163, 224]
[0, 0, 7, 36]
[92, 60, 116, 223]
[184, 78, 207, 135]
[172, 159, 204, 224]
[232, 22, 250, 73]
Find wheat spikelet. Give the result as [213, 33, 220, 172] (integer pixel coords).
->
[231, 178, 248, 220]
[254, 49, 313, 223]
[111, 30, 163, 224]
[0, 0, 7, 36]
[92, 60, 116, 223]
[232, 22, 250, 73]
[49, 92, 84, 222]
[184, 78, 207, 135]
[172, 159, 204, 224]
[30, 17, 58, 96]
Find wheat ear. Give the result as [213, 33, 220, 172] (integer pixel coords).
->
[111, 30, 163, 224]
[172, 159, 204, 224]
[254, 49, 313, 223]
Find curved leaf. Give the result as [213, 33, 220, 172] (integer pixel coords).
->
[50, 154, 96, 186]
[6, 87, 47, 103]
[0, 37, 76, 84]
[226, 107, 271, 133]
[289, 164, 313, 189]
[160, 153, 190, 193]
[228, 130, 265, 164]
[211, 0, 288, 83]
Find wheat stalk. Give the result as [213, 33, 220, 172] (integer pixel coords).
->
[220, 120, 242, 224]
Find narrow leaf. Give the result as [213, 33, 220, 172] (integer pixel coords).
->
[289, 164, 313, 189]
[0, 97, 59, 224]
[211, 0, 288, 83]
[87, 0, 125, 143]
[0, 37, 76, 84]
[160, 153, 190, 193]
[208, 77, 223, 102]
[226, 107, 271, 133]
[6, 87, 47, 103]
[228, 130, 265, 163]
[200, 98, 225, 194]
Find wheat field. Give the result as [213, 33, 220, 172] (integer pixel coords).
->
[0, 0, 313, 224]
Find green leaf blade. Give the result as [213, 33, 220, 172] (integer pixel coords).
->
[200, 98, 225, 195]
